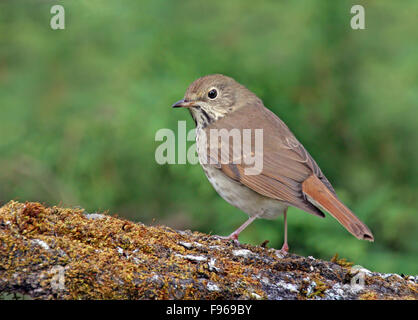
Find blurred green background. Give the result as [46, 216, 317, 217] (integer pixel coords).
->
[0, 0, 417, 274]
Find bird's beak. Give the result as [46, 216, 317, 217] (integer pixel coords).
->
[171, 99, 195, 108]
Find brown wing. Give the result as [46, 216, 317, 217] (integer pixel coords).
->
[204, 101, 329, 217]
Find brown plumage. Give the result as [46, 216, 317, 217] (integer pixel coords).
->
[302, 175, 373, 240]
[172, 74, 374, 249]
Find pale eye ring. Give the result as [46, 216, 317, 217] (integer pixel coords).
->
[208, 88, 218, 99]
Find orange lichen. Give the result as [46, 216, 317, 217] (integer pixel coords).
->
[0, 201, 417, 300]
[0, 201, 267, 299]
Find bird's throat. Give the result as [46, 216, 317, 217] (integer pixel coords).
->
[189, 106, 217, 129]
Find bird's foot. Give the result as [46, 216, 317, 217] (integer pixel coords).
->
[280, 242, 289, 254]
[215, 233, 240, 245]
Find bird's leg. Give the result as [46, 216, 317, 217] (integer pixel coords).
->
[280, 208, 289, 253]
[217, 215, 258, 244]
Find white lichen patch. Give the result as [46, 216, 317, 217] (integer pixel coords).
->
[178, 241, 193, 249]
[274, 250, 285, 259]
[176, 230, 192, 236]
[232, 249, 252, 258]
[207, 281, 220, 292]
[208, 258, 220, 272]
[305, 281, 317, 297]
[31, 239, 50, 250]
[150, 274, 161, 282]
[251, 292, 262, 299]
[380, 273, 403, 280]
[85, 213, 106, 220]
[175, 254, 207, 262]
[324, 282, 366, 299]
[323, 283, 346, 300]
[130, 257, 138, 264]
[260, 277, 270, 285]
[276, 280, 299, 293]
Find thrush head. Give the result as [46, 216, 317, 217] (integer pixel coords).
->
[172, 74, 260, 128]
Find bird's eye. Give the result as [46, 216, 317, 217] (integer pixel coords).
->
[208, 89, 217, 99]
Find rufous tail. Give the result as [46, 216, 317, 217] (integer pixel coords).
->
[302, 174, 374, 241]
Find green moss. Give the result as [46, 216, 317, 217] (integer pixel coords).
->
[331, 253, 354, 268]
[0, 201, 267, 299]
[1, 201, 417, 300]
[307, 278, 329, 299]
[299, 274, 330, 299]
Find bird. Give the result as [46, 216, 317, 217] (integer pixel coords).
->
[172, 74, 374, 252]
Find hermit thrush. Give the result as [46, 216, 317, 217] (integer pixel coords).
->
[172, 74, 374, 251]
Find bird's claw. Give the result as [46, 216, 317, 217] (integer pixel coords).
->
[215, 233, 240, 245]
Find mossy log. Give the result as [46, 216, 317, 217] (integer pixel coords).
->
[0, 201, 416, 300]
